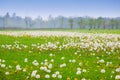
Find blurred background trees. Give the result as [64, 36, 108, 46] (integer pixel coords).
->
[0, 12, 120, 29]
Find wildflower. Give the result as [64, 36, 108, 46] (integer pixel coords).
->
[98, 59, 105, 63]
[74, 52, 77, 55]
[58, 74, 62, 79]
[46, 70, 51, 73]
[24, 58, 28, 63]
[82, 69, 87, 73]
[48, 63, 52, 69]
[76, 70, 81, 75]
[69, 60, 72, 62]
[115, 75, 120, 80]
[72, 59, 76, 63]
[16, 65, 21, 70]
[44, 59, 48, 62]
[51, 59, 54, 62]
[77, 68, 81, 71]
[55, 71, 60, 75]
[60, 63, 66, 68]
[49, 53, 53, 56]
[5, 71, 9, 75]
[1, 64, 6, 68]
[2, 60, 5, 63]
[101, 69, 105, 73]
[81, 78, 86, 80]
[32, 60, 39, 66]
[36, 74, 40, 79]
[52, 74, 56, 78]
[23, 68, 26, 72]
[45, 74, 50, 78]
[31, 70, 37, 77]
[116, 68, 120, 72]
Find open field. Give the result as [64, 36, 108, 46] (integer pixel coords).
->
[0, 30, 120, 80]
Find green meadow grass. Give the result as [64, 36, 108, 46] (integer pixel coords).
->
[0, 30, 120, 80]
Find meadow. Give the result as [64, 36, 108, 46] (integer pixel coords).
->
[0, 30, 120, 80]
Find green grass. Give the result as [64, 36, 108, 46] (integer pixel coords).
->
[0, 31, 120, 80]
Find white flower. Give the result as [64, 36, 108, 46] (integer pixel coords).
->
[72, 59, 76, 63]
[23, 68, 26, 72]
[24, 58, 28, 63]
[45, 74, 50, 78]
[116, 68, 120, 72]
[2, 60, 5, 63]
[16, 65, 21, 70]
[48, 63, 52, 69]
[1, 64, 6, 68]
[55, 71, 60, 75]
[5, 71, 9, 75]
[69, 60, 72, 62]
[77, 68, 81, 71]
[36, 74, 40, 79]
[31, 70, 37, 77]
[46, 70, 51, 73]
[44, 59, 48, 62]
[81, 78, 86, 80]
[60, 63, 66, 68]
[74, 52, 77, 55]
[58, 74, 62, 79]
[26, 76, 29, 79]
[52, 74, 56, 78]
[40, 66, 44, 70]
[98, 59, 105, 63]
[50, 59, 54, 62]
[49, 53, 53, 56]
[115, 75, 120, 79]
[101, 69, 105, 73]
[82, 69, 86, 73]
[32, 60, 39, 66]
[76, 70, 81, 75]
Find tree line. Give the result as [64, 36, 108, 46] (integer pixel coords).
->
[0, 12, 120, 29]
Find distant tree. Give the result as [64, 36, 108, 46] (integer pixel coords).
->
[25, 17, 32, 28]
[3, 12, 10, 29]
[110, 19, 115, 29]
[102, 19, 106, 29]
[69, 18, 74, 29]
[12, 13, 16, 18]
[114, 20, 120, 29]
[78, 19, 83, 29]
[88, 18, 95, 30]
[60, 17, 64, 28]
[96, 17, 104, 29]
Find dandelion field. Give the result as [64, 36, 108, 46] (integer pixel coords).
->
[0, 31, 120, 80]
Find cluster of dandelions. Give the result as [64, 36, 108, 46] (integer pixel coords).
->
[0, 31, 120, 79]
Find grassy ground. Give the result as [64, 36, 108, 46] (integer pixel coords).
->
[0, 30, 120, 80]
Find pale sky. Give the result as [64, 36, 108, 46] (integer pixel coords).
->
[0, 0, 120, 19]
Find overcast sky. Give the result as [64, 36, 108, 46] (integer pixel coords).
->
[0, 0, 120, 19]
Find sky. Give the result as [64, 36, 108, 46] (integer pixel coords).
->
[0, 0, 120, 19]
